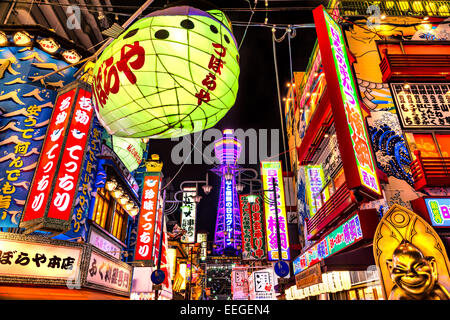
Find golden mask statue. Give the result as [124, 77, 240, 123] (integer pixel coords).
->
[386, 240, 450, 300]
[373, 204, 450, 300]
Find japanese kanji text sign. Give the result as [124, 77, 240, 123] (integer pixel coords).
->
[391, 83, 450, 129]
[260, 161, 290, 261]
[0, 234, 83, 286]
[181, 187, 197, 244]
[21, 83, 94, 233]
[239, 195, 267, 260]
[313, 6, 381, 198]
[85, 248, 132, 296]
[134, 173, 161, 263]
[293, 213, 364, 274]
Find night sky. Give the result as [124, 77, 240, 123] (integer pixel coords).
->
[112, 0, 326, 239]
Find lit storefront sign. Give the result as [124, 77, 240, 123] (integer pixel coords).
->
[197, 233, 208, 261]
[313, 5, 381, 197]
[293, 213, 364, 275]
[295, 263, 322, 289]
[181, 187, 197, 244]
[424, 198, 450, 227]
[305, 165, 329, 217]
[88, 228, 122, 259]
[390, 83, 450, 129]
[0, 234, 83, 286]
[261, 161, 290, 261]
[232, 267, 249, 300]
[239, 194, 266, 260]
[21, 84, 94, 233]
[84, 248, 132, 296]
[248, 269, 276, 300]
[134, 173, 161, 263]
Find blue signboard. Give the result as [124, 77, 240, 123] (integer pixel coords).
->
[274, 260, 290, 278]
[0, 44, 78, 228]
[54, 117, 103, 241]
[424, 198, 450, 227]
[151, 269, 166, 285]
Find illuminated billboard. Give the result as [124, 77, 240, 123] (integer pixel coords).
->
[313, 6, 381, 198]
[181, 187, 197, 244]
[134, 173, 161, 263]
[260, 161, 290, 261]
[21, 84, 94, 233]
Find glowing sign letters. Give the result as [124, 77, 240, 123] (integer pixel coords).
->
[261, 161, 290, 261]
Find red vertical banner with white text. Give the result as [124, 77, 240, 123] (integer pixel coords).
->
[134, 173, 161, 263]
[313, 6, 381, 199]
[22, 89, 77, 225]
[47, 89, 94, 221]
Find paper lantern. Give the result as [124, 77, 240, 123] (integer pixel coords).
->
[92, 5, 240, 139]
[111, 135, 146, 172]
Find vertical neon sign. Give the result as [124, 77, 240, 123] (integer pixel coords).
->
[305, 165, 329, 217]
[313, 6, 381, 197]
[261, 161, 290, 261]
[225, 179, 234, 246]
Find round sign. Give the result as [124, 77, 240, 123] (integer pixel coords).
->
[274, 260, 290, 278]
[151, 269, 166, 285]
[92, 5, 240, 139]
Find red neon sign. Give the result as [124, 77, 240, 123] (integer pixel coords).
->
[134, 174, 160, 262]
[47, 89, 94, 221]
[22, 89, 77, 223]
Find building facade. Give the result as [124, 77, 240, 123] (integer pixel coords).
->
[285, 0, 450, 300]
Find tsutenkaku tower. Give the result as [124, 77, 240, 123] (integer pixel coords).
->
[212, 129, 242, 256]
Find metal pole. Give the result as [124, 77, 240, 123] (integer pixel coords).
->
[154, 188, 166, 300]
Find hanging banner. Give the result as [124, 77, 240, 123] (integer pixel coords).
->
[313, 5, 381, 198]
[239, 194, 266, 260]
[181, 187, 197, 244]
[21, 82, 94, 234]
[134, 173, 161, 264]
[232, 268, 249, 300]
[260, 161, 290, 261]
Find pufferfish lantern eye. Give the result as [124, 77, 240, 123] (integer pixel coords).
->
[155, 29, 169, 39]
[123, 29, 139, 39]
[180, 19, 195, 29]
[210, 25, 218, 34]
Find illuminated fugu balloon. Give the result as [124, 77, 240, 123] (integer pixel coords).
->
[92, 4, 240, 139]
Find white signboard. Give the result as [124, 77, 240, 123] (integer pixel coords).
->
[85, 250, 132, 296]
[89, 229, 121, 259]
[0, 238, 83, 283]
[391, 82, 450, 129]
[232, 268, 249, 300]
[181, 187, 197, 243]
[248, 269, 276, 300]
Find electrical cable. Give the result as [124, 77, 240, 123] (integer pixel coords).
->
[238, 0, 257, 51]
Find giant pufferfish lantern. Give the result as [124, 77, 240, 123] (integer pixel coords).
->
[92, 5, 240, 139]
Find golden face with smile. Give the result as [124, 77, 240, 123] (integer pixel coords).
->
[387, 240, 438, 297]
